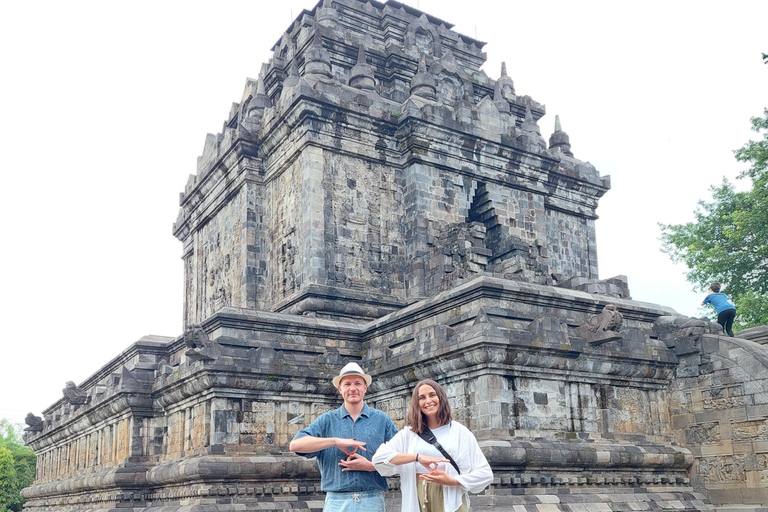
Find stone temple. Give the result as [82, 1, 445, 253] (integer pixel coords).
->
[21, 1, 768, 511]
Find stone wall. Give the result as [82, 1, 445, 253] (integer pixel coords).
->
[666, 325, 768, 505]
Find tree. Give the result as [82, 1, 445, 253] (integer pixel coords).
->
[0, 447, 18, 512]
[660, 54, 768, 330]
[0, 420, 36, 512]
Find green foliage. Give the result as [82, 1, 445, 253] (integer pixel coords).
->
[0, 446, 18, 512]
[660, 58, 768, 330]
[660, 177, 768, 329]
[0, 420, 36, 512]
[735, 108, 768, 181]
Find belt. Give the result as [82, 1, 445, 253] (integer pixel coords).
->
[326, 490, 383, 502]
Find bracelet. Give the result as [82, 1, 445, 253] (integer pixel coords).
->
[416, 454, 419, 463]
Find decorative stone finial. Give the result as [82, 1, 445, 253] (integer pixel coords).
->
[548, 115, 573, 157]
[349, 44, 375, 90]
[249, 77, 272, 114]
[303, 29, 332, 79]
[410, 54, 436, 100]
[317, 0, 338, 28]
[496, 61, 515, 99]
[493, 80, 510, 113]
[522, 106, 540, 134]
[283, 58, 300, 88]
[517, 105, 546, 150]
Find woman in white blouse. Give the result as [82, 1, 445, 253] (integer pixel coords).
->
[372, 379, 493, 512]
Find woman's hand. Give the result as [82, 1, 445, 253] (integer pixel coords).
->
[416, 454, 449, 472]
[418, 469, 459, 486]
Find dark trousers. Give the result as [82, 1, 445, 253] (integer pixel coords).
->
[717, 309, 736, 337]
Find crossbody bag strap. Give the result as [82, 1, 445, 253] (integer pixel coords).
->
[417, 427, 461, 474]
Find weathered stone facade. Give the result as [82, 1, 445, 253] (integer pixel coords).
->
[21, 1, 768, 511]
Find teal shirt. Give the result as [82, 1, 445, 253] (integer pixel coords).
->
[293, 403, 398, 492]
[703, 293, 736, 314]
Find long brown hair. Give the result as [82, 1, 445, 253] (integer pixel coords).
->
[405, 379, 452, 433]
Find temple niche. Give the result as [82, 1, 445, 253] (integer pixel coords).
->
[21, 1, 768, 511]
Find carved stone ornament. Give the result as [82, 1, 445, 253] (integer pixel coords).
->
[577, 304, 624, 344]
[24, 413, 44, 432]
[183, 324, 221, 362]
[62, 381, 88, 405]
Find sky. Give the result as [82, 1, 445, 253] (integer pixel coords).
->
[1, 0, 766, 426]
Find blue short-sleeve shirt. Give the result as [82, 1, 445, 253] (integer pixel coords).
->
[703, 292, 736, 314]
[293, 403, 398, 492]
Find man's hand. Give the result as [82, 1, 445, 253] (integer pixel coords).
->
[418, 469, 459, 486]
[290, 436, 366, 455]
[339, 452, 375, 472]
[335, 438, 367, 456]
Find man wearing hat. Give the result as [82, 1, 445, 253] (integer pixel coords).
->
[290, 362, 398, 511]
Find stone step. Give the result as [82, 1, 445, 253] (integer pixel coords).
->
[716, 506, 768, 512]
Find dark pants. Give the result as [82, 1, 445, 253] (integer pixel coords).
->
[717, 309, 736, 337]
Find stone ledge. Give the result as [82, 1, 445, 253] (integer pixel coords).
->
[483, 440, 692, 469]
[21, 465, 147, 499]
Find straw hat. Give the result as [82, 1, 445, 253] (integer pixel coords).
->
[332, 362, 372, 387]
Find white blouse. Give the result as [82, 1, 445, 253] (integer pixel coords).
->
[372, 421, 493, 512]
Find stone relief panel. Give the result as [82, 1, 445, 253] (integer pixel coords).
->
[183, 253, 194, 327]
[374, 395, 408, 428]
[732, 419, 768, 441]
[285, 401, 306, 446]
[245, 185, 267, 310]
[116, 418, 130, 462]
[85, 433, 97, 470]
[166, 409, 186, 460]
[444, 380, 469, 426]
[702, 385, 745, 411]
[510, 378, 570, 432]
[268, 162, 300, 303]
[757, 452, 768, 483]
[414, 26, 434, 55]
[438, 74, 462, 103]
[686, 422, 722, 445]
[603, 387, 658, 436]
[190, 402, 209, 450]
[311, 401, 334, 421]
[326, 154, 405, 295]
[697, 455, 746, 484]
[242, 401, 276, 446]
[102, 424, 114, 466]
[191, 190, 245, 321]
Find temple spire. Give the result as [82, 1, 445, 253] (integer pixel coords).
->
[304, 29, 332, 78]
[349, 44, 375, 90]
[410, 54, 436, 100]
[493, 79, 510, 113]
[317, 0, 338, 28]
[283, 57, 300, 88]
[496, 61, 515, 98]
[548, 115, 573, 157]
